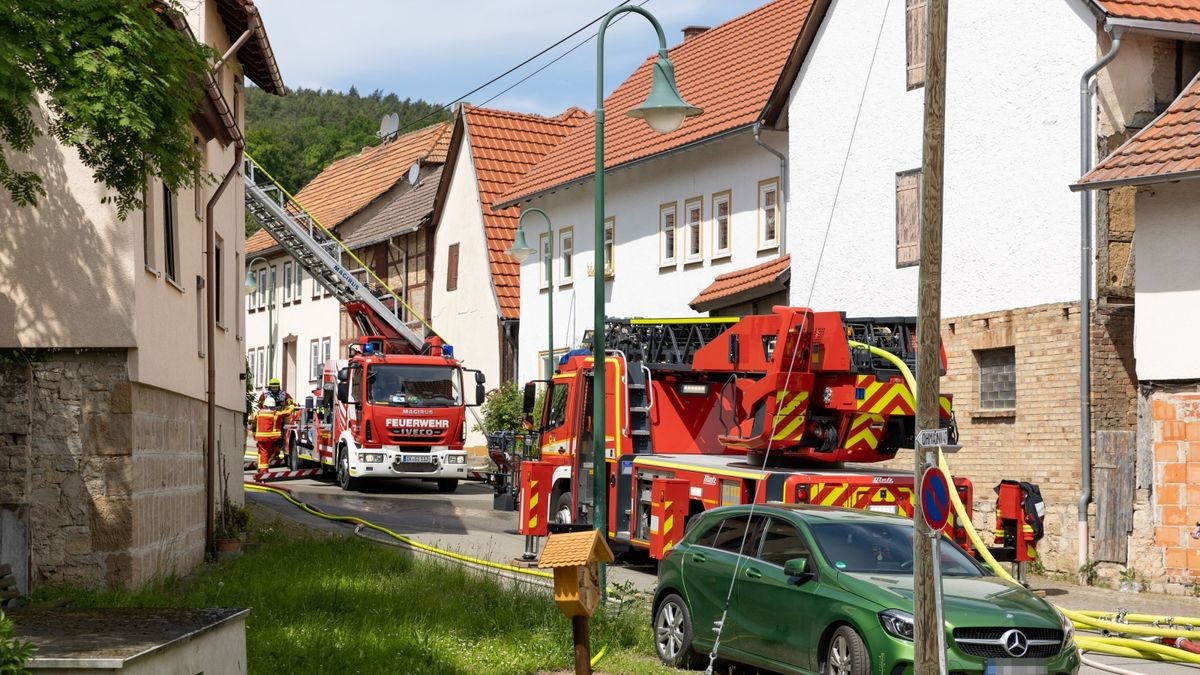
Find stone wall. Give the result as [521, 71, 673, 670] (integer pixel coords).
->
[928, 302, 1139, 576]
[0, 350, 245, 590]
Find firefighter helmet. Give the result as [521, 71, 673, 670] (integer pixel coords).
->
[262, 395, 276, 409]
[268, 377, 281, 389]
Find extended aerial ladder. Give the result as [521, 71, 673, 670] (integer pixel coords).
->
[242, 155, 434, 355]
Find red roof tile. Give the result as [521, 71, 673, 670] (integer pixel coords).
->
[690, 254, 791, 311]
[462, 105, 586, 319]
[1077, 70, 1200, 188]
[499, 0, 816, 206]
[246, 122, 452, 254]
[1096, 0, 1200, 24]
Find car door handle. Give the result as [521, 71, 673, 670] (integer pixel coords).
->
[691, 552, 708, 564]
[745, 567, 762, 579]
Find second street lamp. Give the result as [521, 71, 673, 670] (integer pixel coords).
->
[592, 5, 701, 600]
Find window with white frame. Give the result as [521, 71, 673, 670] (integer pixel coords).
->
[247, 349, 254, 380]
[312, 273, 322, 299]
[712, 191, 731, 259]
[143, 184, 157, 273]
[247, 267, 257, 312]
[256, 268, 267, 309]
[163, 183, 179, 283]
[684, 198, 703, 263]
[540, 233, 551, 290]
[322, 336, 332, 366]
[603, 217, 615, 277]
[283, 262, 294, 304]
[559, 228, 574, 285]
[309, 339, 321, 381]
[255, 347, 265, 387]
[758, 179, 780, 250]
[293, 266, 303, 303]
[660, 203, 677, 267]
[214, 236, 224, 326]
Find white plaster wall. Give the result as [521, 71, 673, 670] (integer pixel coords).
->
[515, 131, 787, 383]
[431, 134, 501, 448]
[1133, 180, 1200, 380]
[243, 254, 341, 400]
[786, 0, 1097, 318]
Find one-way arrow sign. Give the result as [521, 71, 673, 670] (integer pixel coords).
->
[916, 428, 949, 448]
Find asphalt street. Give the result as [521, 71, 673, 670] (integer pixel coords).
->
[246, 472, 1200, 675]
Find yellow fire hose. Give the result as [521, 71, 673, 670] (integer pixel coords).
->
[850, 342, 1200, 666]
[244, 481, 611, 669]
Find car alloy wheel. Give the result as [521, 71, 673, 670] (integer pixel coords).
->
[653, 593, 696, 668]
[825, 625, 868, 675]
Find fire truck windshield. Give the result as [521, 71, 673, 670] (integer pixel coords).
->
[366, 364, 461, 407]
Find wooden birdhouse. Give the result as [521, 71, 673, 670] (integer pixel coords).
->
[538, 530, 615, 618]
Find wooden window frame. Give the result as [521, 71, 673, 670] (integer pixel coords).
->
[757, 178, 780, 251]
[659, 202, 678, 268]
[603, 217, 615, 278]
[539, 232, 551, 290]
[684, 196, 704, 264]
[895, 168, 921, 268]
[711, 190, 732, 260]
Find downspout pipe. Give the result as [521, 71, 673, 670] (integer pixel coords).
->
[1077, 27, 1121, 572]
[753, 121, 788, 254]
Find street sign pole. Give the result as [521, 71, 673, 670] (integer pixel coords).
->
[921, 465, 951, 674]
[915, 0, 949, 672]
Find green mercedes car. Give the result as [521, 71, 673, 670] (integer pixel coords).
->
[652, 504, 1079, 674]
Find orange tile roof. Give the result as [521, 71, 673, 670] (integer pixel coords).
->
[537, 530, 614, 568]
[690, 254, 791, 311]
[499, 0, 816, 206]
[462, 105, 587, 319]
[1077, 70, 1200, 188]
[246, 121, 452, 254]
[1096, 0, 1200, 23]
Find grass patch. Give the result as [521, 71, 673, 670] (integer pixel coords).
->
[32, 518, 676, 674]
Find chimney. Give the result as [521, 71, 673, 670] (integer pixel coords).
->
[681, 25, 709, 42]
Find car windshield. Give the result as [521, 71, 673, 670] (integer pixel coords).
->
[809, 521, 986, 576]
[367, 365, 462, 407]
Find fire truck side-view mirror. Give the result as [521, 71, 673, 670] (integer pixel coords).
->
[522, 382, 537, 417]
[336, 381, 349, 404]
[336, 367, 349, 383]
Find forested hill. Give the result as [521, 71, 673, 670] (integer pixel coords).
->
[244, 86, 450, 197]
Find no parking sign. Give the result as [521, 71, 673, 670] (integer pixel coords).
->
[919, 466, 950, 533]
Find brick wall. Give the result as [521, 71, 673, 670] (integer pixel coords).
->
[1150, 386, 1200, 586]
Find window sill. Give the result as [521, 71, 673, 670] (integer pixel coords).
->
[559, 280, 573, 290]
[711, 252, 731, 262]
[144, 264, 161, 279]
[969, 408, 1016, 420]
[217, 322, 228, 332]
[659, 261, 677, 270]
[683, 257, 704, 267]
[166, 277, 186, 294]
[757, 243, 779, 253]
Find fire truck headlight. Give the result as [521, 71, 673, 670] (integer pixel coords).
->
[358, 453, 384, 463]
[878, 609, 914, 641]
[446, 455, 466, 465]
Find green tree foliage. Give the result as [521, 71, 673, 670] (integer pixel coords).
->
[0, 0, 211, 218]
[245, 86, 450, 199]
[476, 381, 525, 434]
[0, 609, 36, 671]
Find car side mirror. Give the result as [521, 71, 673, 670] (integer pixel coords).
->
[336, 381, 349, 404]
[784, 557, 811, 580]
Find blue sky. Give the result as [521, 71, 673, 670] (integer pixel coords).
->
[253, 0, 766, 116]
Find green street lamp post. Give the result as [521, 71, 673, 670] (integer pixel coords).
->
[507, 208, 552, 379]
[592, 6, 701, 598]
[245, 256, 277, 383]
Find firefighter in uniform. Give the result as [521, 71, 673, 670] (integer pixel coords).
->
[258, 377, 295, 410]
[253, 397, 286, 475]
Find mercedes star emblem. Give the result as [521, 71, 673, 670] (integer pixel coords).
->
[1001, 629, 1029, 657]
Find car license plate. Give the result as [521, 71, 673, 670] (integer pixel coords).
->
[401, 454, 432, 463]
[985, 659, 1047, 675]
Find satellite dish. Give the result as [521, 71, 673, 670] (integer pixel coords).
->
[406, 161, 420, 186]
[377, 113, 400, 140]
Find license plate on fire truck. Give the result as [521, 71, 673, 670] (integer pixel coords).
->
[401, 454, 433, 463]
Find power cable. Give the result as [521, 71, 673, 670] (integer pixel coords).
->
[703, 2, 894, 672]
[391, 0, 637, 137]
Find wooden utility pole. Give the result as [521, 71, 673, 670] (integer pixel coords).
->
[914, 0, 948, 673]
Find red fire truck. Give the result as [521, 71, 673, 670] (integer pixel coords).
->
[285, 301, 486, 492]
[513, 307, 970, 558]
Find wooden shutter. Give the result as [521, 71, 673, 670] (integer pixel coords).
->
[446, 243, 459, 292]
[906, 0, 927, 90]
[896, 169, 921, 268]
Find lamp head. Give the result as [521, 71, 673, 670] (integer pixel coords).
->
[627, 52, 702, 134]
[244, 274, 258, 292]
[506, 227, 536, 263]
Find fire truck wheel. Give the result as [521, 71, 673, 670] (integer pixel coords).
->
[287, 437, 301, 471]
[336, 448, 359, 491]
[823, 625, 868, 675]
[436, 479, 458, 493]
[552, 491, 573, 525]
[653, 593, 696, 668]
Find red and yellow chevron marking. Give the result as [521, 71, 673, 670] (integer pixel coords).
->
[940, 395, 953, 420]
[844, 413, 885, 451]
[854, 375, 915, 415]
[771, 389, 810, 441]
[527, 480, 539, 530]
[662, 498, 677, 553]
